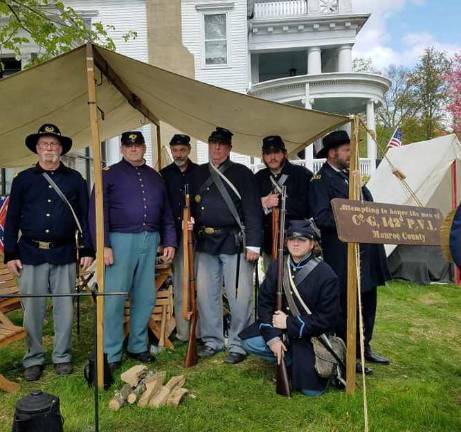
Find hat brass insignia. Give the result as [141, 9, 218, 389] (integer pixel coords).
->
[44, 126, 55, 133]
[129, 133, 138, 142]
[195, 194, 202, 203]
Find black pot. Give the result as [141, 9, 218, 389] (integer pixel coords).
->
[12, 390, 64, 432]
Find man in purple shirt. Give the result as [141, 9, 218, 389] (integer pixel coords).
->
[89, 131, 176, 371]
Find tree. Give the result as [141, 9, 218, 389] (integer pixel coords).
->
[0, 0, 136, 74]
[447, 53, 461, 135]
[376, 65, 419, 130]
[408, 47, 452, 140]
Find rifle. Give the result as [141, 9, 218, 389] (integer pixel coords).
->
[275, 186, 291, 397]
[183, 185, 198, 368]
[271, 206, 280, 260]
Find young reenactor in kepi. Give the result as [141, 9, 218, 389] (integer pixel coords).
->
[309, 130, 391, 375]
[255, 135, 313, 269]
[240, 220, 339, 397]
[89, 131, 176, 372]
[4, 124, 94, 381]
[191, 127, 263, 364]
[160, 134, 198, 344]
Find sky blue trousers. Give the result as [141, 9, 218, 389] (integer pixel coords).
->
[104, 231, 159, 363]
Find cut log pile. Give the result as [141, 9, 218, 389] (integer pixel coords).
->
[109, 365, 189, 411]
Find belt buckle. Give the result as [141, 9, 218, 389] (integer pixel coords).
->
[37, 241, 51, 250]
[204, 227, 215, 235]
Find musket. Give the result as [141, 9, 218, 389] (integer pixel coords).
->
[184, 185, 198, 368]
[270, 175, 282, 260]
[275, 186, 291, 397]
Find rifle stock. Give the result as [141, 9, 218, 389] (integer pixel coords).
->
[272, 207, 280, 261]
[184, 187, 198, 368]
[275, 186, 291, 397]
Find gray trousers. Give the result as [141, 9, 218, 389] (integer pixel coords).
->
[172, 240, 189, 342]
[19, 263, 76, 368]
[196, 251, 254, 355]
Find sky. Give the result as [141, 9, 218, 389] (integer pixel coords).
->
[352, 0, 461, 70]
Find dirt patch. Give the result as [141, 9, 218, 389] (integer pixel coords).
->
[419, 292, 449, 306]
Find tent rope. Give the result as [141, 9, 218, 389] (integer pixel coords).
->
[359, 119, 423, 207]
[355, 245, 369, 432]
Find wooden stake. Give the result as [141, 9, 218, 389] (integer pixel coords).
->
[86, 43, 105, 390]
[156, 124, 162, 170]
[346, 116, 361, 394]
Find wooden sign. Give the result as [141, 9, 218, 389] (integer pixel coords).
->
[331, 199, 442, 245]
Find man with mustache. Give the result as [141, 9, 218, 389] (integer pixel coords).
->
[4, 123, 94, 381]
[160, 134, 198, 343]
[255, 135, 313, 269]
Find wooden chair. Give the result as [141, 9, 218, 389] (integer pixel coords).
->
[0, 310, 26, 392]
[0, 255, 22, 313]
[124, 263, 176, 349]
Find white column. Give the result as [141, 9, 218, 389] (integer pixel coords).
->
[366, 100, 377, 162]
[251, 53, 259, 85]
[304, 83, 312, 109]
[338, 45, 352, 72]
[105, 137, 121, 166]
[307, 47, 321, 75]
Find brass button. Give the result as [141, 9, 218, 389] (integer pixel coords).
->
[45, 229, 50, 233]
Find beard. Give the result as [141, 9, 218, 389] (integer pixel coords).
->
[174, 158, 187, 167]
[41, 152, 59, 163]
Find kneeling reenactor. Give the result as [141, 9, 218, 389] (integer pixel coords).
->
[240, 220, 340, 396]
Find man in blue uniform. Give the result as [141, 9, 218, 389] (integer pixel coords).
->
[240, 220, 340, 396]
[89, 131, 176, 371]
[309, 130, 391, 373]
[191, 127, 263, 364]
[4, 123, 94, 381]
[160, 134, 198, 343]
[255, 136, 313, 268]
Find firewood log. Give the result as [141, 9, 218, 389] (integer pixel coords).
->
[120, 365, 148, 387]
[109, 383, 132, 411]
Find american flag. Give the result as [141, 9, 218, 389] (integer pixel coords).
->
[0, 196, 9, 252]
[386, 127, 402, 149]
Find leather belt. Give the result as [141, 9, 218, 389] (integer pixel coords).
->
[24, 238, 72, 250]
[198, 226, 227, 235]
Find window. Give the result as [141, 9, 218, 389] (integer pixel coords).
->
[204, 13, 227, 66]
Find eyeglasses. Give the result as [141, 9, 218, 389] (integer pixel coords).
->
[38, 142, 61, 149]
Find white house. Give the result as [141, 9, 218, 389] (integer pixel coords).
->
[181, 0, 391, 171]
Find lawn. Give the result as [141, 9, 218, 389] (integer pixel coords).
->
[1, 280, 460, 432]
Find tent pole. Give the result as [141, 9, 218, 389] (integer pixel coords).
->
[86, 43, 105, 390]
[451, 161, 461, 285]
[156, 124, 162, 170]
[346, 115, 360, 394]
[92, 48, 160, 127]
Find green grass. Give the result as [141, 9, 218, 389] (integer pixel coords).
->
[1, 281, 461, 432]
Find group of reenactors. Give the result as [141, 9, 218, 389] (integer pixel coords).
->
[3, 122, 391, 396]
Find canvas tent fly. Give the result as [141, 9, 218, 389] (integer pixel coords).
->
[0, 44, 349, 168]
[367, 134, 461, 284]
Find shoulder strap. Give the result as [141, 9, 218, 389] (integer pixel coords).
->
[197, 160, 232, 196]
[294, 257, 321, 286]
[282, 257, 301, 317]
[208, 163, 246, 248]
[42, 172, 83, 234]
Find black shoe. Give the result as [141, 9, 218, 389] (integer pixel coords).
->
[24, 365, 43, 381]
[108, 361, 121, 373]
[224, 352, 247, 364]
[127, 351, 153, 363]
[356, 361, 373, 375]
[365, 350, 391, 365]
[198, 345, 221, 358]
[54, 362, 73, 375]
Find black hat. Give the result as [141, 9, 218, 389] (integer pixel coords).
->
[121, 131, 145, 146]
[316, 130, 350, 159]
[286, 219, 321, 241]
[169, 134, 191, 147]
[262, 135, 286, 153]
[25, 124, 72, 154]
[208, 127, 233, 145]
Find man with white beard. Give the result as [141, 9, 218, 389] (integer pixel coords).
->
[4, 123, 94, 381]
[160, 134, 198, 343]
